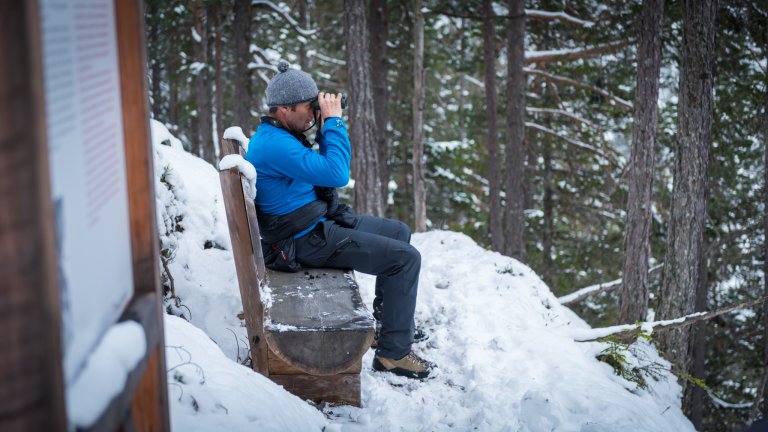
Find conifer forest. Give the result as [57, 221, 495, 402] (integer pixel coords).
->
[145, 1, 768, 430]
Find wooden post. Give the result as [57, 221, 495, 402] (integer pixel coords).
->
[114, 0, 170, 429]
[219, 139, 270, 374]
[0, 2, 67, 430]
[1, 1, 169, 430]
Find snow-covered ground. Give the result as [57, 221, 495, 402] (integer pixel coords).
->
[152, 120, 695, 431]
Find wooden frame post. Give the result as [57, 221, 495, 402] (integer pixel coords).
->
[0, 2, 67, 430]
[115, 0, 170, 429]
[219, 139, 270, 374]
[1, 1, 169, 430]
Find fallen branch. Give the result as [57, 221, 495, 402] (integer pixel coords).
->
[569, 295, 768, 342]
[525, 68, 633, 110]
[559, 264, 663, 305]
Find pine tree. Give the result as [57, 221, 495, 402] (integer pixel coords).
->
[619, 0, 664, 325]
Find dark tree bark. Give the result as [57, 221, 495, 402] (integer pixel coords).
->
[542, 142, 553, 286]
[685, 241, 708, 428]
[192, 0, 214, 162]
[764, 82, 768, 421]
[619, 0, 665, 324]
[168, 18, 179, 128]
[482, 0, 503, 251]
[298, 0, 310, 71]
[658, 0, 716, 378]
[233, 0, 252, 132]
[345, 0, 383, 216]
[212, 1, 224, 149]
[503, 0, 525, 259]
[147, 0, 163, 119]
[369, 0, 390, 212]
[412, 0, 426, 232]
[760, 60, 768, 422]
[204, 1, 216, 160]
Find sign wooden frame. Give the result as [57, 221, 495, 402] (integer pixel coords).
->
[0, 1, 169, 430]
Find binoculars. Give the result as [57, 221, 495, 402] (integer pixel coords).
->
[311, 94, 348, 111]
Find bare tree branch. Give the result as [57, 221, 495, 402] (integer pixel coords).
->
[252, 0, 317, 37]
[526, 107, 599, 129]
[525, 9, 594, 27]
[525, 68, 633, 110]
[426, 7, 593, 27]
[526, 39, 636, 65]
[559, 264, 663, 305]
[525, 122, 619, 166]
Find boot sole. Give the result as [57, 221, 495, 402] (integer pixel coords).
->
[372, 356, 430, 379]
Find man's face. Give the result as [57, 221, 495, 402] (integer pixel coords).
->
[280, 101, 315, 133]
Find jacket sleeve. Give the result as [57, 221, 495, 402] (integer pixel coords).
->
[264, 118, 351, 188]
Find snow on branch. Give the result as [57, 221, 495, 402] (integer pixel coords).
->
[558, 264, 663, 305]
[568, 295, 768, 342]
[248, 45, 278, 85]
[252, 0, 317, 37]
[525, 39, 635, 65]
[525, 122, 618, 166]
[526, 107, 598, 129]
[524, 68, 633, 110]
[525, 9, 594, 27]
[307, 50, 346, 66]
[426, 7, 593, 28]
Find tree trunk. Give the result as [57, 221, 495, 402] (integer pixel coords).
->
[147, 0, 163, 119]
[168, 18, 179, 128]
[412, 0, 426, 232]
[684, 239, 708, 427]
[233, 0, 252, 132]
[345, 0, 383, 216]
[457, 18, 468, 143]
[658, 0, 716, 379]
[298, 0, 310, 71]
[204, 1, 216, 160]
[369, 0, 390, 213]
[542, 142, 553, 286]
[503, 0, 525, 260]
[213, 1, 224, 151]
[482, 0, 503, 251]
[192, 0, 213, 163]
[619, 0, 665, 324]
[762, 62, 768, 421]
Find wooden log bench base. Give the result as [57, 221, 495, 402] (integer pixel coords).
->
[218, 135, 375, 406]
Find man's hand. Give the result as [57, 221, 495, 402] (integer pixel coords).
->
[317, 91, 343, 122]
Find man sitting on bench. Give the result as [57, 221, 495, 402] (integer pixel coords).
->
[245, 61, 434, 379]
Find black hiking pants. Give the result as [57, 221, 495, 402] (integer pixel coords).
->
[294, 215, 420, 359]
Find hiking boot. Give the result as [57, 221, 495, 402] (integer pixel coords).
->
[370, 325, 429, 349]
[372, 351, 435, 379]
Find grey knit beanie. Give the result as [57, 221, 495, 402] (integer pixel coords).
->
[265, 61, 319, 107]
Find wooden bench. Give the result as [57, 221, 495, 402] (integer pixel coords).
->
[218, 135, 374, 406]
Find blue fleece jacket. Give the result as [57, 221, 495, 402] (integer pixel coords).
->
[245, 117, 351, 224]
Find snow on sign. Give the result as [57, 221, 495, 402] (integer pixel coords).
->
[39, 0, 134, 386]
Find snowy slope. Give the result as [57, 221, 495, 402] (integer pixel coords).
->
[151, 121, 695, 431]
